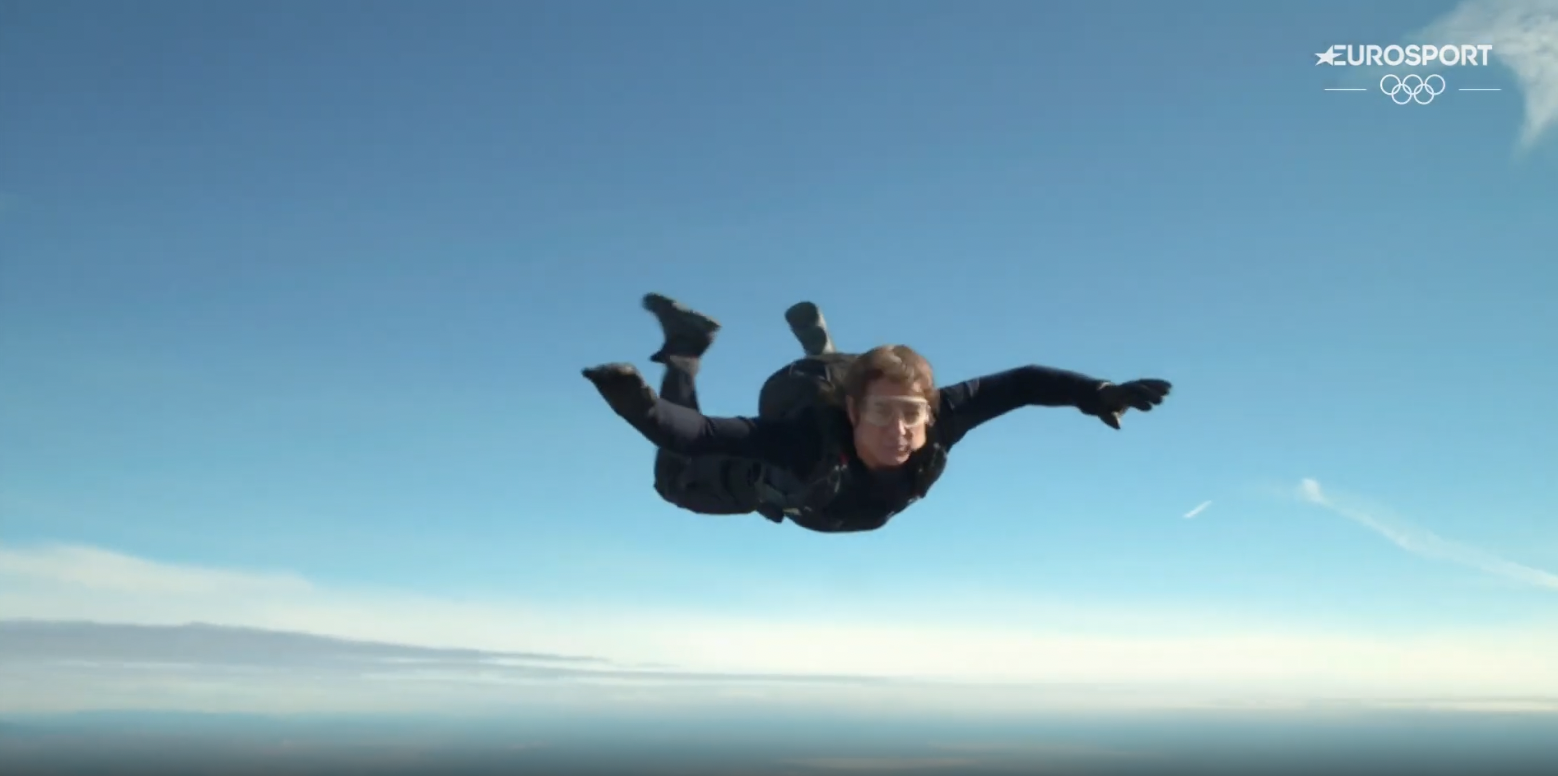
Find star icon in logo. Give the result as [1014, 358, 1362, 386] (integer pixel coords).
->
[1315, 47, 1341, 66]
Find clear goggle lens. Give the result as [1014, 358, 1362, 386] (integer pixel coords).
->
[861, 396, 931, 427]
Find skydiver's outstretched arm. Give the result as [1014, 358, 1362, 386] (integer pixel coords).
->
[934, 365, 1172, 447]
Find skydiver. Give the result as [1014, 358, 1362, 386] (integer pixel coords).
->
[581, 293, 1172, 533]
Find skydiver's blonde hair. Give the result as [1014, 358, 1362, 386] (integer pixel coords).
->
[835, 345, 939, 423]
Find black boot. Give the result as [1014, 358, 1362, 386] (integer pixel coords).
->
[784, 301, 835, 357]
[582, 363, 657, 421]
[644, 293, 721, 364]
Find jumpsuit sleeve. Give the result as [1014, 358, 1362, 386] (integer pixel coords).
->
[628, 396, 820, 472]
[934, 365, 1108, 448]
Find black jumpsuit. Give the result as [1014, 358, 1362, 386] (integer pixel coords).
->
[638, 356, 1110, 532]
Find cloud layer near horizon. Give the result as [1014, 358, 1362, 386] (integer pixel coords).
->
[4, 542, 1558, 715]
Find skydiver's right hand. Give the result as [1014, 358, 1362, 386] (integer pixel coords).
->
[582, 363, 657, 421]
[1087, 379, 1172, 430]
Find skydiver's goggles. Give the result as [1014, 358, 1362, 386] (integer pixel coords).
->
[859, 396, 932, 428]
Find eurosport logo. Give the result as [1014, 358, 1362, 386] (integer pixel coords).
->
[1315, 43, 1493, 68]
[1316, 43, 1501, 105]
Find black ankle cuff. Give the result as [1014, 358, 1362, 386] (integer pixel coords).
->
[663, 354, 701, 377]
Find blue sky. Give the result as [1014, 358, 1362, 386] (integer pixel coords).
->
[2, 0, 1557, 717]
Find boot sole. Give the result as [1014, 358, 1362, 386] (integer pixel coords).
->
[643, 293, 721, 335]
[785, 302, 834, 355]
[784, 301, 824, 331]
[582, 362, 641, 384]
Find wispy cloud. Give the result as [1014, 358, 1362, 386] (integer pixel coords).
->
[0, 620, 890, 692]
[1182, 501, 1212, 520]
[0, 545, 313, 597]
[1297, 478, 1558, 591]
[0, 620, 604, 669]
[5, 541, 1558, 715]
[1409, 0, 1558, 150]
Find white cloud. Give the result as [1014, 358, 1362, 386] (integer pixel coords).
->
[1297, 478, 1558, 591]
[0, 544, 312, 596]
[1410, 0, 1558, 149]
[1182, 501, 1212, 519]
[4, 541, 1558, 715]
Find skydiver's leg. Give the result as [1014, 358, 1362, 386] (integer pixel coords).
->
[651, 359, 758, 515]
[641, 294, 757, 515]
[656, 353, 701, 412]
[785, 301, 835, 357]
[644, 292, 720, 366]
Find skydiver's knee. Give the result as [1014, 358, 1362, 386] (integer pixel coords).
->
[652, 453, 753, 515]
[653, 475, 679, 505]
[653, 452, 688, 503]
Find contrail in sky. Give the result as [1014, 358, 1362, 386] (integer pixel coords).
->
[1298, 478, 1558, 591]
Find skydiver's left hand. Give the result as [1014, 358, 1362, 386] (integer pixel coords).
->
[1086, 379, 1172, 429]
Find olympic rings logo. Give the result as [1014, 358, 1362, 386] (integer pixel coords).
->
[1380, 73, 1446, 105]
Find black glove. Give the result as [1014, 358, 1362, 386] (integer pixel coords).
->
[1084, 378, 1171, 429]
[582, 363, 658, 421]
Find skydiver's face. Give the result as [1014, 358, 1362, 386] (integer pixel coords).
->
[847, 378, 932, 470]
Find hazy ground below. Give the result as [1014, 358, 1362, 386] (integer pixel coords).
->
[3, 708, 1556, 776]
